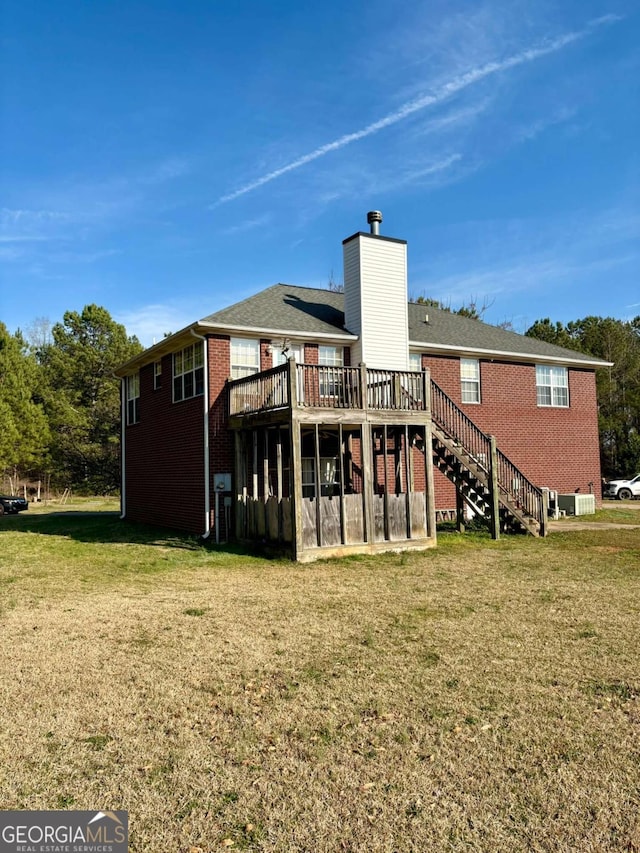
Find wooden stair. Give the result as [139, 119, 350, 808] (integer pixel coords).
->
[430, 382, 546, 537]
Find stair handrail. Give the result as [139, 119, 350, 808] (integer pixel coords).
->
[430, 381, 491, 472]
[430, 380, 544, 530]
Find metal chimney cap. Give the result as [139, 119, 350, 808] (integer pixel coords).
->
[367, 210, 382, 235]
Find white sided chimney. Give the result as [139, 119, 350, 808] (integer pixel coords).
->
[343, 211, 409, 370]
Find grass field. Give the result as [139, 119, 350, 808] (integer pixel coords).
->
[0, 504, 638, 852]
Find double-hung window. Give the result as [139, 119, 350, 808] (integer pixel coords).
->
[536, 365, 569, 407]
[409, 352, 422, 372]
[231, 338, 260, 379]
[460, 358, 481, 404]
[153, 360, 162, 390]
[126, 373, 140, 424]
[173, 342, 204, 402]
[318, 345, 343, 397]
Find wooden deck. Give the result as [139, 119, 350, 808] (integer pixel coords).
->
[228, 361, 430, 429]
[227, 362, 547, 559]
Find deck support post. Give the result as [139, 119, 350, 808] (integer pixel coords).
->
[338, 424, 346, 545]
[314, 423, 322, 547]
[540, 489, 548, 538]
[361, 424, 374, 544]
[263, 429, 269, 503]
[252, 431, 258, 503]
[276, 427, 283, 541]
[382, 425, 389, 541]
[423, 369, 437, 540]
[456, 488, 466, 533]
[287, 359, 304, 559]
[488, 434, 501, 540]
[404, 425, 412, 539]
[234, 431, 246, 540]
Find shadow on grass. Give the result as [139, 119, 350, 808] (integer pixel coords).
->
[0, 510, 270, 558]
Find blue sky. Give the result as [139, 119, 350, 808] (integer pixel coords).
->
[1, 0, 638, 346]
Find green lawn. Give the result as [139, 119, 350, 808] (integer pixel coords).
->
[1, 508, 638, 851]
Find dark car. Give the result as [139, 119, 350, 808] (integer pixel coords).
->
[0, 495, 29, 515]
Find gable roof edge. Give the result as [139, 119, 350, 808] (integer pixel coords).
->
[409, 340, 612, 368]
[198, 320, 357, 342]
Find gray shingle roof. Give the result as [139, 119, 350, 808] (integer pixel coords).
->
[200, 283, 609, 367]
[201, 283, 350, 337]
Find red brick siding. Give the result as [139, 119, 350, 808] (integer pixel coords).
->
[208, 335, 234, 539]
[126, 342, 602, 533]
[305, 343, 319, 365]
[260, 339, 271, 371]
[124, 349, 205, 533]
[424, 354, 602, 508]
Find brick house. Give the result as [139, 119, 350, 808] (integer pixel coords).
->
[116, 212, 609, 560]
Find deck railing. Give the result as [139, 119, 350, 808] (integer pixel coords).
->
[430, 379, 545, 529]
[229, 362, 428, 416]
[367, 369, 425, 411]
[229, 363, 289, 415]
[296, 365, 362, 408]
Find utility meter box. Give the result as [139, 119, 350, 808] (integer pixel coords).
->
[214, 473, 231, 492]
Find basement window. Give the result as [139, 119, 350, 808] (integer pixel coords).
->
[173, 342, 204, 402]
[536, 365, 569, 407]
[461, 358, 481, 404]
[126, 373, 140, 424]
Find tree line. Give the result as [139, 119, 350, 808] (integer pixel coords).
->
[1, 305, 142, 495]
[1, 304, 639, 496]
[525, 316, 640, 478]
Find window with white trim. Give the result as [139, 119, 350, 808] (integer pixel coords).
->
[126, 373, 140, 424]
[231, 338, 260, 379]
[273, 342, 304, 366]
[409, 352, 422, 372]
[460, 358, 481, 404]
[173, 342, 204, 402]
[302, 457, 340, 498]
[536, 365, 569, 407]
[153, 360, 162, 390]
[318, 346, 343, 397]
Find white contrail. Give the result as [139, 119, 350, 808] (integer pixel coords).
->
[216, 16, 618, 205]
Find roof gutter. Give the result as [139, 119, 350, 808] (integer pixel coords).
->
[197, 320, 358, 342]
[116, 322, 358, 377]
[190, 329, 211, 540]
[409, 340, 613, 369]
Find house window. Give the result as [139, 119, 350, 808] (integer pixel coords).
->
[536, 365, 569, 407]
[461, 358, 481, 404]
[302, 457, 340, 498]
[409, 353, 422, 372]
[173, 342, 204, 402]
[231, 338, 260, 379]
[126, 373, 140, 424]
[273, 342, 304, 366]
[153, 360, 162, 390]
[318, 346, 343, 397]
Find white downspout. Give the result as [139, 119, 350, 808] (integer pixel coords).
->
[120, 377, 126, 519]
[191, 329, 211, 539]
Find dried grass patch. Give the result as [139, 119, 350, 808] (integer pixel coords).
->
[0, 517, 639, 851]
